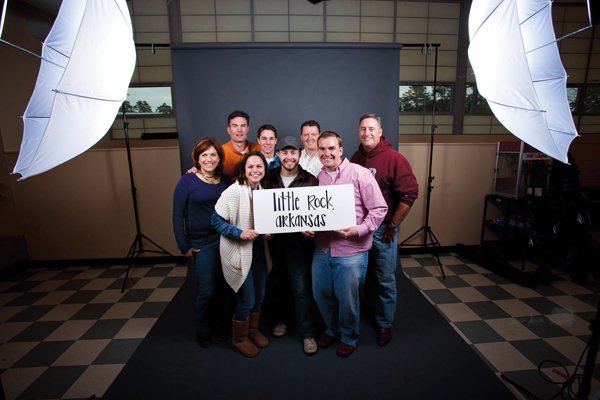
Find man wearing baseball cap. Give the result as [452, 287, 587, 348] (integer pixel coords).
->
[263, 136, 319, 355]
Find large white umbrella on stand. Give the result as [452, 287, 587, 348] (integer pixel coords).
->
[468, 0, 581, 164]
[10, 0, 136, 180]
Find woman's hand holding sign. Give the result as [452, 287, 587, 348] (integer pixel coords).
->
[240, 229, 260, 240]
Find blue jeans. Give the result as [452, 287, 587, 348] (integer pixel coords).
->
[234, 239, 268, 321]
[311, 248, 368, 347]
[190, 235, 221, 336]
[368, 222, 400, 328]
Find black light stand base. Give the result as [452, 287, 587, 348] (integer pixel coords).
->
[121, 234, 174, 293]
[400, 225, 446, 279]
[578, 298, 600, 399]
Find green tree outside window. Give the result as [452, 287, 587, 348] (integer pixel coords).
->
[399, 84, 452, 113]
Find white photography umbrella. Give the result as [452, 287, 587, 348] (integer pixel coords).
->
[0, 0, 7, 38]
[12, 0, 136, 180]
[468, 0, 579, 164]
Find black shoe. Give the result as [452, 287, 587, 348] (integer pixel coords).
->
[377, 327, 391, 347]
[196, 333, 212, 348]
[336, 342, 356, 358]
[212, 326, 228, 343]
[317, 333, 337, 348]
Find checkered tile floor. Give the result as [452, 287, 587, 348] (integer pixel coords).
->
[0, 263, 186, 400]
[403, 254, 600, 400]
[0, 255, 598, 399]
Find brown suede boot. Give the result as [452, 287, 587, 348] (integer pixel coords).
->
[232, 319, 258, 358]
[248, 311, 270, 348]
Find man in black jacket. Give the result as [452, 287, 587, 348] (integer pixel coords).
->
[264, 136, 319, 355]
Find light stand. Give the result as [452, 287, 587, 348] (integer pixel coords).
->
[577, 298, 599, 399]
[399, 43, 446, 279]
[121, 105, 173, 292]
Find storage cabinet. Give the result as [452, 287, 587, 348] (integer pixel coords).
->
[480, 194, 535, 263]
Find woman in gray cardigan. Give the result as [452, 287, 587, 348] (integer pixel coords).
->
[211, 151, 271, 357]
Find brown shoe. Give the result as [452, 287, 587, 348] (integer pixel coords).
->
[317, 333, 337, 348]
[232, 319, 258, 358]
[248, 311, 270, 348]
[377, 327, 392, 347]
[336, 342, 356, 358]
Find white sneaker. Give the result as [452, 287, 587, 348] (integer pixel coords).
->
[273, 323, 287, 337]
[303, 338, 318, 355]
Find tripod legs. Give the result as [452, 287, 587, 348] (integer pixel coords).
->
[121, 234, 174, 292]
[400, 225, 446, 279]
[119, 106, 174, 293]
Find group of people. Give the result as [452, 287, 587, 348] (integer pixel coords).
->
[172, 110, 418, 359]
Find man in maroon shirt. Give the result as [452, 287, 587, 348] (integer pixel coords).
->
[350, 113, 418, 347]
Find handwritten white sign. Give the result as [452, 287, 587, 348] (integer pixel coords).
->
[253, 184, 356, 234]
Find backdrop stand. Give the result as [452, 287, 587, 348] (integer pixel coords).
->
[399, 43, 446, 279]
[120, 106, 173, 292]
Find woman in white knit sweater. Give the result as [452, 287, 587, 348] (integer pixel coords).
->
[211, 151, 271, 357]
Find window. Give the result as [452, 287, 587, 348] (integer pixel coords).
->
[567, 86, 578, 112]
[465, 84, 579, 115]
[465, 84, 492, 115]
[112, 84, 177, 140]
[582, 86, 600, 114]
[399, 84, 452, 113]
[118, 85, 174, 117]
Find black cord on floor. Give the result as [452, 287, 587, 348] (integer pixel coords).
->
[537, 340, 590, 400]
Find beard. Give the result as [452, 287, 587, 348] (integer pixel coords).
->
[282, 160, 298, 172]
